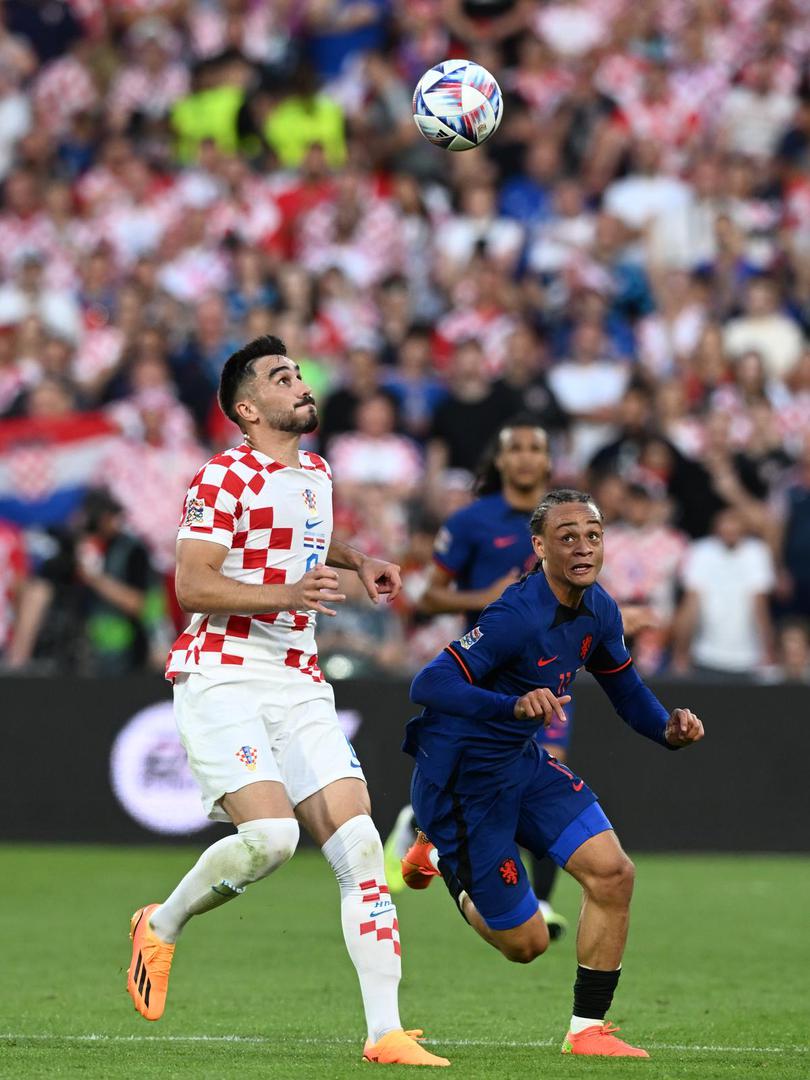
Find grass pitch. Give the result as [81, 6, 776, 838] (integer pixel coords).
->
[0, 845, 807, 1079]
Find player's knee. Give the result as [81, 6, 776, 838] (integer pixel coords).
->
[502, 936, 547, 964]
[236, 818, 299, 882]
[500, 925, 548, 964]
[588, 853, 635, 906]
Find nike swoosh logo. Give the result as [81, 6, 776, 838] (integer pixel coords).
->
[493, 535, 518, 548]
[305, 518, 323, 529]
[537, 656, 558, 667]
[572, 780, 584, 792]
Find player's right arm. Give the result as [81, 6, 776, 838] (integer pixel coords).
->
[174, 459, 344, 617]
[418, 515, 519, 615]
[410, 597, 568, 726]
[175, 539, 346, 617]
[418, 562, 521, 615]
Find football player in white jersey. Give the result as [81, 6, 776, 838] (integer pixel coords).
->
[126, 335, 450, 1068]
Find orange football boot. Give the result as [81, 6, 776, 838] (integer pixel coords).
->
[363, 1028, 450, 1066]
[561, 1022, 649, 1057]
[127, 903, 175, 1021]
[401, 832, 440, 890]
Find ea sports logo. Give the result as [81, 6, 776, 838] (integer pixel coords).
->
[110, 701, 210, 835]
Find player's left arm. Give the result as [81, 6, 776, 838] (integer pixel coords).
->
[589, 597, 705, 750]
[326, 537, 401, 603]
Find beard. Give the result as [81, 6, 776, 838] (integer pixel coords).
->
[268, 403, 319, 434]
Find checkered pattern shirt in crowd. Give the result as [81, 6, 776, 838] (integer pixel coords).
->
[165, 443, 333, 679]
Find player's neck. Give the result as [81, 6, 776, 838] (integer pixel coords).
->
[502, 483, 545, 513]
[542, 566, 586, 609]
[242, 429, 302, 469]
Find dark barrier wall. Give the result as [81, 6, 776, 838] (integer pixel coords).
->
[1, 676, 808, 850]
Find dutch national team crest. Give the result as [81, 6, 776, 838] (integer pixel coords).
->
[302, 488, 317, 511]
[236, 745, 259, 771]
[459, 626, 482, 650]
[579, 634, 593, 661]
[499, 858, 519, 885]
[184, 496, 205, 526]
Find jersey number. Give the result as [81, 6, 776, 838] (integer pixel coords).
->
[305, 552, 320, 572]
[557, 671, 573, 696]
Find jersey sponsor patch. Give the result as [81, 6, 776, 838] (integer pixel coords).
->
[184, 496, 205, 527]
[459, 625, 482, 650]
[434, 525, 451, 555]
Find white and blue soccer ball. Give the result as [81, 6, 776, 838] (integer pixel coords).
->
[412, 59, 503, 152]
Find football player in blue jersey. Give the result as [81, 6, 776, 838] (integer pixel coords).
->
[398, 418, 569, 936]
[401, 488, 704, 1058]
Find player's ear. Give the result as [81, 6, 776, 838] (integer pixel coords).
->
[531, 533, 544, 560]
[235, 396, 258, 426]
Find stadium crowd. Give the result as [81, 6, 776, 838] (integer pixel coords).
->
[0, 0, 809, 681]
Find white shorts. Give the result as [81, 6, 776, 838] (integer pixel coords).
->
[173, 666, 367, 822]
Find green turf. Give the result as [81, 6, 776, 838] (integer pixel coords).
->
[0, 846, 807, 1079]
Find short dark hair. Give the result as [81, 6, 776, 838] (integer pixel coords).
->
[529, 488, 601, 536]
[218, 334, 287, 425]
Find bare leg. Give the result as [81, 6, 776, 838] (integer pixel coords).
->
[459, 894, 549, 963]
[564, 830, 635, 970]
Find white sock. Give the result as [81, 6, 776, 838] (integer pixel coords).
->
[149, 818, 299, 943]
[569, 1015, 602, 1034]
[322, 814, 402, 1043]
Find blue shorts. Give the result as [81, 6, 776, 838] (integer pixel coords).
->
[411, 741, 611, 932]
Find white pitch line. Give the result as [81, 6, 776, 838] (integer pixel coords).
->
[1, 1033, 808, 1054]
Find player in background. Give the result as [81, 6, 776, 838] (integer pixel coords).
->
[126, 335, 449, 1069]
[386, 418, 568, 938]
[401, 489, 704, 1057]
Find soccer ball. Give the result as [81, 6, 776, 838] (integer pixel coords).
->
[412, 59, 503, 152]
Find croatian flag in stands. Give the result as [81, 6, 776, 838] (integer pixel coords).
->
[0, 412, 118, 526]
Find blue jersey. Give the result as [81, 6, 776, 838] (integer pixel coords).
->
[433, 493, 536, 625]
[405, 569, 671, 792]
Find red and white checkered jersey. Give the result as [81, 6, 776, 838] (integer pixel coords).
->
[166, 444, 334, 679]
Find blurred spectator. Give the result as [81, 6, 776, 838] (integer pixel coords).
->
[0, 251, 81, 342]
[393, 511, 464, 671]
[434, 177, 524, 287]
[96, 388, 204, 579]
[723, 275, 804, 382]
[773, 433, 810, 618]
[0, 516, 28, 664]
[108, 18, 188, 134]
[298, 168, 403, 289]
[319, 345, 395, 445]
[171, 51, 252, 162]
[673, 507, 776, 678]
[547, 319, 630, 470]
[262, 60, 347, 169]
[599, 479, 687, 674]
[10, 489, 160, 675]
[719, 55, 797, 160]
[769, 618, 810, 683]
[426, 338, 519, 482]
[382, 325, 448, 441]
[329, 392, 423, 501]
[170, 292, 238, 426]
[492, 320, 566, 433]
